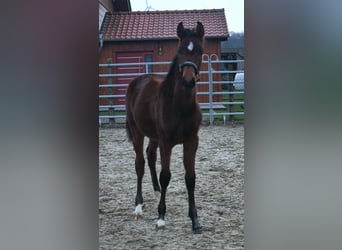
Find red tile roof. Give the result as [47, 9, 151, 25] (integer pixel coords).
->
[101, 9, 228, 41]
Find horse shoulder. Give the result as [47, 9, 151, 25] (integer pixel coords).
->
[182, 107, 202, 135]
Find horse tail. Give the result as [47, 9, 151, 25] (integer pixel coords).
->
[126, 119, 133, 142]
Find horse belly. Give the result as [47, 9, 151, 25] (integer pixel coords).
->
[135, 117, 158, 139]
[134, 101, 158, 140]
[130, 75, 160, 140]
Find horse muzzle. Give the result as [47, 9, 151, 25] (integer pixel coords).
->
[179, 61, 200, 88]
[179, 61, 199, 75]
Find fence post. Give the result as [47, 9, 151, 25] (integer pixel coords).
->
[208, 56, 213, 126]
[227, 54, 237, 121]
[228, 76, 235, 121]
[208, 54, 219, 126]
[107, 58, 115, 126]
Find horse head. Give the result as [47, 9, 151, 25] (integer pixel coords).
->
[176, 22, 205, 88]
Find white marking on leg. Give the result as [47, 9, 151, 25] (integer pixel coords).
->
[133, 204, 143, 218]
[156, 219, 165, 228]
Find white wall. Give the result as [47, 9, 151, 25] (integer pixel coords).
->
[99, 3, 107, 31]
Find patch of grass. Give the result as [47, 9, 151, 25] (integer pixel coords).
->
[99, 110, 126, 116]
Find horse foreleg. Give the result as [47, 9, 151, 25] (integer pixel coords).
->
[183, 135, 202, 233]
[156, 141, 172, 229]
[185, 174, 201, 233]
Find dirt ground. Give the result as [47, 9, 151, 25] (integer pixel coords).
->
[99, 125, 244, 249]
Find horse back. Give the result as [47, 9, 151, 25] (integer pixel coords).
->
[126, 74, 163, 108]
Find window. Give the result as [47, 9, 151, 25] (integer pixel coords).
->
[144, 54, 152, 73]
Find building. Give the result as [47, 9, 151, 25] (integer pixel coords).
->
[99, 0, 131, 46]
[99, 8, 229, 105]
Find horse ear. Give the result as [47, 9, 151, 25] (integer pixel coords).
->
[196, 21, 205, 38]
[177, 22, 185, 39]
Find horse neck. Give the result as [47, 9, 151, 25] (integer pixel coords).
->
[160, 56, 197, 113]
[161, 56, 179, 93]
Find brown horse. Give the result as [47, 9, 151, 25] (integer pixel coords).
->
[125, 21, 204, 233]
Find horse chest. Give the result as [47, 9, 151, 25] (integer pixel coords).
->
[160, 119, 196, 145]
[176, 124, 193, 143]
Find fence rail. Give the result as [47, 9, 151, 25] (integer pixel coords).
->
[99, 56, 244, 126]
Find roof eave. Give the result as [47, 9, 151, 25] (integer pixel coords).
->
[103, 36, 228, 42]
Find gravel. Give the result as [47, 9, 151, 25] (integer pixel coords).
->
[99, 125, 244, 249]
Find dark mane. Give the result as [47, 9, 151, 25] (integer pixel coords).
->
[166, 55, 179, 79]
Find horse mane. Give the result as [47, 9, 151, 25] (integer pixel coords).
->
[165, 55, 179, 81]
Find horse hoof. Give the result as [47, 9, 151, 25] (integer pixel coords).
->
[133, 204, 143, 219]
[192, 223, 202, 234]
[134, 214, 143, 220]
[193, 226, 202, 234]
[155, 219, 166, 230]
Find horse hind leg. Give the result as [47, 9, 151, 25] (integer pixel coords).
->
[146, 139, 160, 194]
[156, 142, 172, 230]
[132, 132, 145, 219]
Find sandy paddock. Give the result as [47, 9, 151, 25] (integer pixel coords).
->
[99, 125, 244, 249]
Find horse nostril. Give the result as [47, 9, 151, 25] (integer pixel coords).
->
[183, 75, 195, 84]
[182, 67, 196, 82]
[182, 77, 196, 89]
